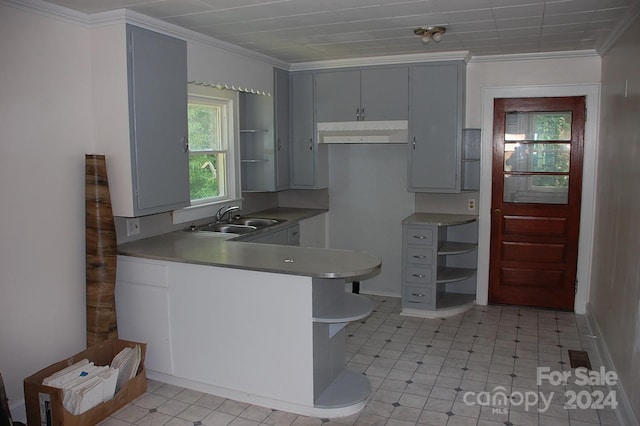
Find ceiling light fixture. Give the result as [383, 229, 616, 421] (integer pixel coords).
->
[414, 26, 446, 44]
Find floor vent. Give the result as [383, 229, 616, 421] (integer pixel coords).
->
[568, 350, 592, 369]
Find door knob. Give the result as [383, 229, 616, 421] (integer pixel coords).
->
[494, 208, 502, 215]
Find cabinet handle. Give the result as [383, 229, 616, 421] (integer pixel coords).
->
[308, 138, 313, 151]
[412, 255, 426, 259]
[411, 292, 425, 297]
[411, 273, 426, 278]
[361, 108, 365, 120]
[412, 136, 416, 150]
[413, 235, 427, 240]
[182, 136, 189, 153]
[277, 138, 281, 151]
[356, 108, 360, 121]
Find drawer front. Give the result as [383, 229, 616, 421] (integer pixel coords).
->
[403, 285, 434, 308]
[405, 226, 433, 246]
[406, 247, 433, 265]
[405, 266, 432, 284]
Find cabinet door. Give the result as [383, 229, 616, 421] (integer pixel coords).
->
[408, 62, 464, 193]
[291, 73, 316, 187]
[274, 68, 290, 189]
[315, 70, 360, 122]
[360, 67, 408, 121]
[127, 25, 190, 215]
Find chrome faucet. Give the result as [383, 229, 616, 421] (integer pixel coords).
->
[215, 206, 240, 223]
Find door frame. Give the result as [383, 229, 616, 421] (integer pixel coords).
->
[478, 84, 600, 314]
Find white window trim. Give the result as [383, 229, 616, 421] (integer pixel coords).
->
[172, 85, 242, 225]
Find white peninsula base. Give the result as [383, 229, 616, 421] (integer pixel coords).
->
[115, 256, 374, 418]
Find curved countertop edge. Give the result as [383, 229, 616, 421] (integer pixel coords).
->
[402, 212, 478, 226]
[117, 227, 381, 280]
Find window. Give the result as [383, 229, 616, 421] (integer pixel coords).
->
[173, 85, 240, 224]
[503, 111, 573, 204]
[188, 96, 228, 203]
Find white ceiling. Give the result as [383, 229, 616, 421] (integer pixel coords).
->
[44, 0, 639, 63]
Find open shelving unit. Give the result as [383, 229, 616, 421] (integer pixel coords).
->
[401, 213, 478, 318]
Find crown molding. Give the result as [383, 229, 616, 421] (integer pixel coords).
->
[5, 0, 289, 70]
[468, 49, 600, 63]
[289, 50, 471, 72]
[596, 0, 640, 55]
[5, 0, 89, 26]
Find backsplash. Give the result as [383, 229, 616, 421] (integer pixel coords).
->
[114, 188, 329, 244]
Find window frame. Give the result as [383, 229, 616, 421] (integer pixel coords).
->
[172, 85, 241, 225]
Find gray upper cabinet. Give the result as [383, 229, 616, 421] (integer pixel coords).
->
[127, 24, 190, 215]
[408, 62, 465, 193]
[290, 72, 327, 188]
[240, 68, 290, 192]
[315, 67, 408, 122]
[274, 68, 290, 189]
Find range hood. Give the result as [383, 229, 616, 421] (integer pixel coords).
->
[317, 120, 408, 144]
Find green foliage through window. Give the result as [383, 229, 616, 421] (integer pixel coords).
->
[188, 101, 227, 202]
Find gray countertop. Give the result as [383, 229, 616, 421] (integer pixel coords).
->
[118, 208, 381, 280]
[402, 213, 478, 226]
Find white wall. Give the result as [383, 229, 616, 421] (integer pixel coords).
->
[0, 2, 279, 420]
[590, 15, 640, 423]
[0, 1, 94, 416]
[188, 41, 274, 95]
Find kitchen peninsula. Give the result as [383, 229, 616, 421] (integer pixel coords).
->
[115, 220, 381, 418]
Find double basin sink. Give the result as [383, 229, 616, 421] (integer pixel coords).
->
[192, 217, 284, 235]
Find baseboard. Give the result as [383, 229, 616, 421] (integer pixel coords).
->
[585, 304, 640, 426]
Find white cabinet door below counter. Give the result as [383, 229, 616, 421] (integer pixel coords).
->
[115, 257, 173, 375]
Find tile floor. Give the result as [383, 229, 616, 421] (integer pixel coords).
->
[99, 296, 620, 426]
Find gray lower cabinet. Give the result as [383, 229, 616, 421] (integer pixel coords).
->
[243, 223, 300, 245]
[290, 72, 328, 188]
[126, 24, 190, 215]
[408, 61, 466, 193]
[401, 214, 478, 317]
[240, 68, 290, 192]
[315, 67, 409, 122]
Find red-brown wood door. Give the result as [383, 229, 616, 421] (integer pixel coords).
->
[489, 96, 585, 310]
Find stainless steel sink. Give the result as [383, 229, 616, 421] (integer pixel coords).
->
[198, 223, 258, 234]
[189, 216, 283, 235]
[231, 218, 281, 228]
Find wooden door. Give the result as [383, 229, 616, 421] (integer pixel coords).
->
[489, 97, 585, 310]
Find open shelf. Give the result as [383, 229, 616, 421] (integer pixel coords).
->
[439, 241, 477, 255]
[436, 292, 475, 309]
[314, 369, 370, 409]
[313, 293, 374, 323]
[436, 267, 476, 284]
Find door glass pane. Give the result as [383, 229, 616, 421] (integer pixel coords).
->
[504, 175, 568, 204]
[504, 143, 570, 172]
[505, 111, 572, 141]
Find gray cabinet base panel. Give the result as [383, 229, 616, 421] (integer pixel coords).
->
[314, 369, 371, 409]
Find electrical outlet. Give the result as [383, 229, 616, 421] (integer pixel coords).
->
[126, 218, 140, 236]
[467, 199, 476, 211]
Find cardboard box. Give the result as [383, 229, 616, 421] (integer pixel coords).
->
[24, 339, 147, 426]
